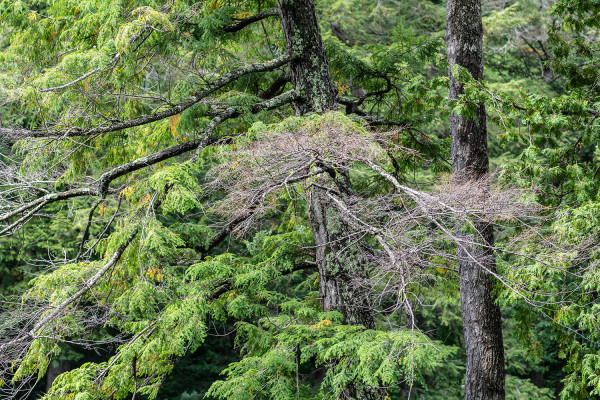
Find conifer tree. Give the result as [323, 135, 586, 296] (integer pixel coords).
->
[0, 1, 445, 399]
[446, 0, 505, 398]
[3, 1, 600, 400]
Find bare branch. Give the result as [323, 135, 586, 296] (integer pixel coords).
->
[29, 231, 136, 337]
[37, 67, 101, 93]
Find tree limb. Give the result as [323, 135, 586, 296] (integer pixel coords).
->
[0, 91, 300, 232]
[38, 69, 100, 92]
[29, 231, 137, 337]
[222, 8, 280, 33]
[0, 55, 293, 140]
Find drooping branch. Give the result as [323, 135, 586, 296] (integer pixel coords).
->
[0, 232, 136, 357]
[97, 90, 299, 195]
[337, 76, 392, 115]
[259, 72, 291, 99]
[28, 231, 136, 337]
[206, 261, 316, 301]
[0, 91, 299, 233]
[75, 198, 103, 262]
[321, 190, 417, 330]
[36, 53, 120, 93]
[0, 187, 95, 224]
[38, 69, 100, 92]
[0, 55, 293, 140]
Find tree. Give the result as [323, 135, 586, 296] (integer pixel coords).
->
[278, 0, 378, 332]
[0, 1, 447, 399]
[278, 2, 385, 397]
[446, 0, 505, 398]
[2, 1, 599, 400]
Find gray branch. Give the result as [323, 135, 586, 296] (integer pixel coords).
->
[0, 54, 293, 140]
[29, 232, 136, 337]
[0, 91, 299, 229]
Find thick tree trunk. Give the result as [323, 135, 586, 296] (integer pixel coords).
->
[277, 0, 337, 115]
[308, 183, 376, 329]
[277, 1, 383, 398]
[276, 0, 376, 329]
[446, 1, 506, 400]
[308, 186, 383, 400]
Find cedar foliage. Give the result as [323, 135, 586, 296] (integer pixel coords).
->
[0, 1, 599, 399]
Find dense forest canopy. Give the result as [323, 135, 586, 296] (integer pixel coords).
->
[0, 0, 599, 399]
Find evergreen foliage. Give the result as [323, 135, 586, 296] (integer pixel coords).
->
[1, 1, 600, 399]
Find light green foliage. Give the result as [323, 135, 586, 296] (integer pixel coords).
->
[149, 163, 201, 215]
[208, 308, 454, 400]
[2, 0, 600, 399]
[115, 6, 174, 54]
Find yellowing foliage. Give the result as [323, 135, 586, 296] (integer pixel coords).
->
[170, 114, 182, 136]
[98, 203, 111, 216]
[210, 0, 224, 11]
[336, 82, 350, 95]
[120, 186, 135, 201]
[139, 193, 152, 204]
[310, 319, 332, 329]
[145, 267, 164, 282]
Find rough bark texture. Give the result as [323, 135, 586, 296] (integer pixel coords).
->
[308, 188, 382, 396]
[446, 1, 506, 400]
[308, 183, 376, 330]
[277, 0, 376, 328]
[277, 0, 337, 115]
[278, 1, 382, 398]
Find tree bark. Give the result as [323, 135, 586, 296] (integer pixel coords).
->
[307, 184, 376, 330]
[308, 186, 383, 399]
[277, 1, 383, 398]
[446, 1, 506, 399]
[276, 0, 376, 327]
[277, 0, 337, 115]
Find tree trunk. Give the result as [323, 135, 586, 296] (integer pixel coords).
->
[277, 1, 383, 398]
[277, 0, 337, 115]
[308, 183, 376, 330]
[308, 186, 383, 400]
[46, 358, 70, 391]
[277, 0, 376, 329]
[446, 1, 506, 400]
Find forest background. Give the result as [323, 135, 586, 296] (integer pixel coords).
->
[0, 0, 600, 399]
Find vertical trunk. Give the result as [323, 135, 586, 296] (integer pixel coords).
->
[308, 184, 376, 330]
[46, 358, 70, 391]
[308, 186, 381, 399]
[446, 1, 505, 400]
[277, 0, 337, 115]
[277, 0, 376, 329]
[277, 1, 382, 398]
